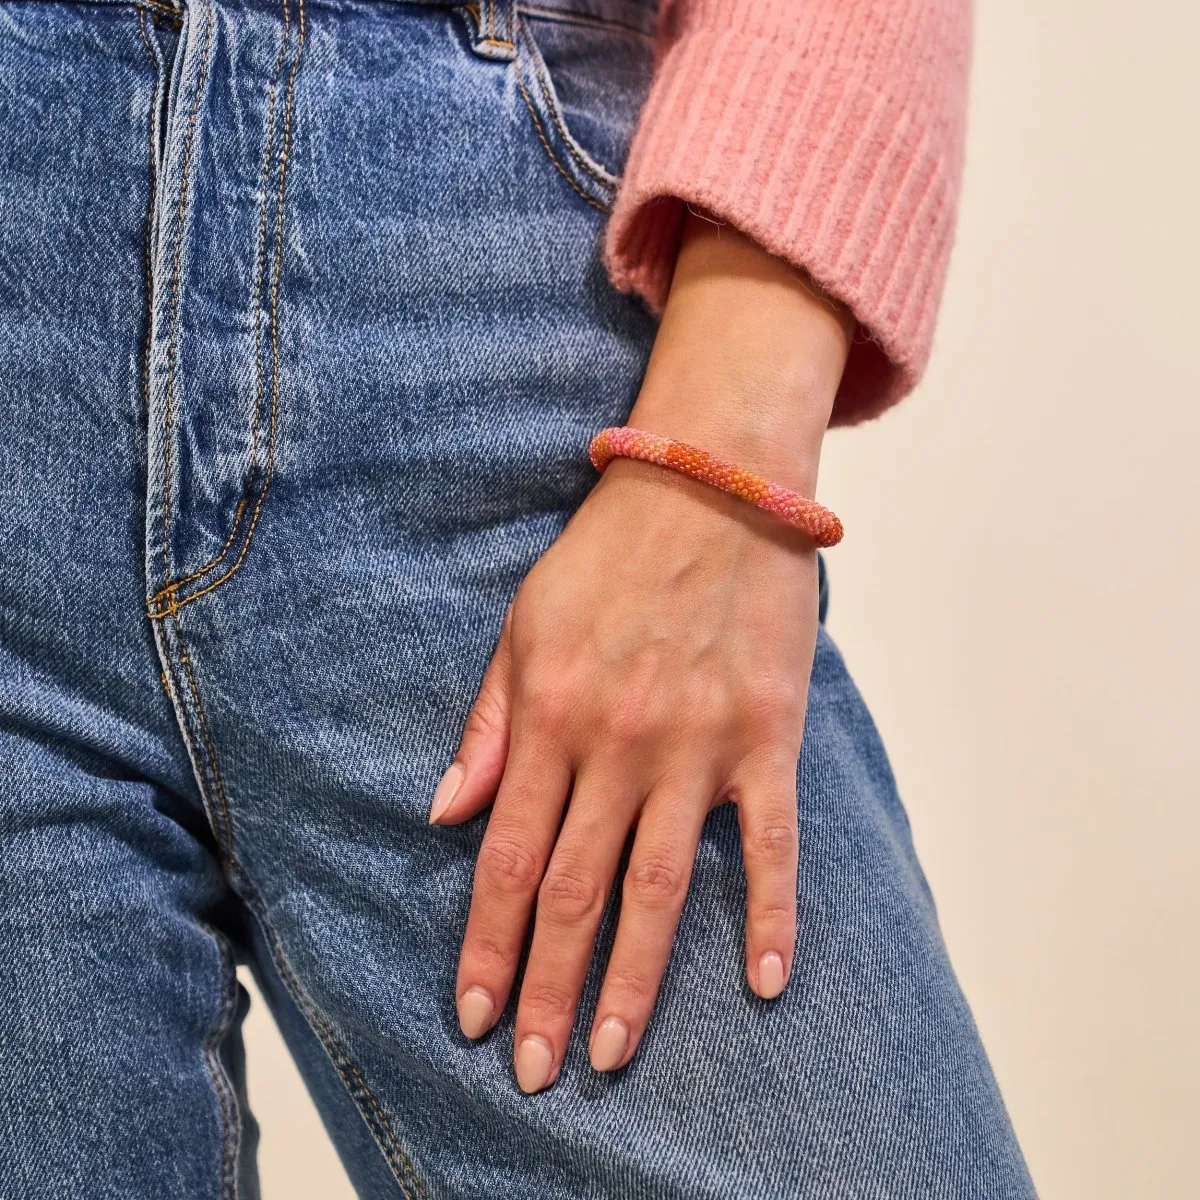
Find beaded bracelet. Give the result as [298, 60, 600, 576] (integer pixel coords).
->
[588, 425, 844, 547]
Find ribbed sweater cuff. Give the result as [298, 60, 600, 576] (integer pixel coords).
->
[604, 8, 969, 425]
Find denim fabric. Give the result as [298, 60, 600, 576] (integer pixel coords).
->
[0, 0, 1035, 1196]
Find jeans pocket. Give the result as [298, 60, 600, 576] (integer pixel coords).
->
[459, 0, 656, 210]
[515, 7, 655, 207]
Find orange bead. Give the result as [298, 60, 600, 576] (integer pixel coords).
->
[588, 426, 844, 548]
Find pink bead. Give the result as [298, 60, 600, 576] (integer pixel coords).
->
[589, 426, 844, 547]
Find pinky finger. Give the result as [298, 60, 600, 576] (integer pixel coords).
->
[736, 767, 800, 1000]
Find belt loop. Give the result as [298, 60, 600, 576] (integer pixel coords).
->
[469, 0, 517, 62]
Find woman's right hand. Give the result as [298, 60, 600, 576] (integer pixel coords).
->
[429, 212, 855, 1092]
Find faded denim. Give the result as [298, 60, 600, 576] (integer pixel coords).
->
[0, 0, 1035, 1195]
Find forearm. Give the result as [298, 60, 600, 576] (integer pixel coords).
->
[606, 0, 971, 426]
[625, 210, 855, 501]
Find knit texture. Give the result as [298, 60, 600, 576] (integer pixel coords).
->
[604, 0, 972, 425]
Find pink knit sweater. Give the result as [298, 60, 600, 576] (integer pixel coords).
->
[604, 0, 972, 425]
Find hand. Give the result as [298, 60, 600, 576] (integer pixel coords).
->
[430, 211, 855, 1093]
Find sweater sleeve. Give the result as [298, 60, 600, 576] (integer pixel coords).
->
[603, 0, 972, 425]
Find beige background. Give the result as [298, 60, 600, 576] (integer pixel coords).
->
[240, 1, 1200, 1196]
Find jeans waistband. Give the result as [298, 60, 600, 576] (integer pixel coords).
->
[514, 0, 658, 37]
[453, 0, 658, 63]
[57, 0, 659, 37]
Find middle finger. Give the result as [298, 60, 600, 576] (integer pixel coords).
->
[511, 765, 637, 1093]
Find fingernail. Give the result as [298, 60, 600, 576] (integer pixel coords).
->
[428, 762, 464, 824]
[457, 987, 495, 1040]
[589, 1016, 629, 1072]
[514, 1035, 554, 1094]
[757, 951, 786, 999]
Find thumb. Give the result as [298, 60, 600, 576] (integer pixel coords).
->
[428, 608, 513, 825]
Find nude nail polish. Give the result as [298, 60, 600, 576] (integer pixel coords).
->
[758, 951, 786, 999]
[428, 762, 464, 824]
[514, 1035, 554, 1094]
[590, 1017, 629, 1072]
[457, 987, 495, 1040]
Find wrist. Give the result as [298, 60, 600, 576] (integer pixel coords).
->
[625, 210, 852, 497]
[626, 386, 828, 498]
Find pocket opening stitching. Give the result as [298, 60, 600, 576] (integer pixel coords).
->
[531, 54, 617, 191]
[514, 56, 610, 212]
[148, 0, 305, 620]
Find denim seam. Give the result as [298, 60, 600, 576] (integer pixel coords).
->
[514, 57, 609, 213]
[154, 0, 290, 599]
[142, 7, 428, 1186]
[138, 71, 231, 1143]
[137, 5, 157, 416]
[147, 0, 305, 621]
[244, 900, 433, 1200]
[157, 636, 242, 1198]
[162, 622, 433, 1200]
[199, 917, 244, 1200]
[531, 54, 615, 191]
[179, 643, 237, 849]
[159, 0, 215, 587]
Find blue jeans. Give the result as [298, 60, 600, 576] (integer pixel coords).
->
[0, 0, 1034, 1195]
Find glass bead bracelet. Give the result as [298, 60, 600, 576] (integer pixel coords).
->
[588, 426, 844, 548]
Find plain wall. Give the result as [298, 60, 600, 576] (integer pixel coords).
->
[242, 1, 1200, 1195]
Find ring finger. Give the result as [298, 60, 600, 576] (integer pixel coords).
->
[511, 766, 638, 1093]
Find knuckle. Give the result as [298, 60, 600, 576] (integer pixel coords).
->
[624, 856, 686, 908]
[521, 980, 574, 1019]
[464, 933, 514, 974]
[477, 835, 543, 895]
[742, 676, 804, 729]
[603, 966, 654, 1006]
[746, 819, 798, 866]
[538, 865, 605, 923]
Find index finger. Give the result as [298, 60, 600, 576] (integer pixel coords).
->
[454, 732, 571, 1041]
